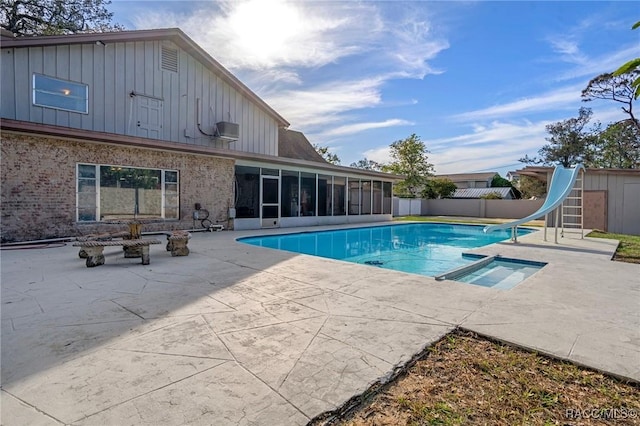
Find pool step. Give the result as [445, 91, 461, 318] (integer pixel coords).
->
[435, 255, 497, 281]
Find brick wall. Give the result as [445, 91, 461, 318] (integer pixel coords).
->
[1, 133, 235, 242]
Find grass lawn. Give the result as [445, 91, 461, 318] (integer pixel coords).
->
[312, 219, 640, 425]
[586, 230, 640, 264]
[320, 331, 639, 426]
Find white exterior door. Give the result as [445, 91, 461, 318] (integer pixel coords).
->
[136, 96, 163, 139]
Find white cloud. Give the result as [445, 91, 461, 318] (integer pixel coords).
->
[451, 85, 583, 122]
[386, 14, 449, 79]
[321, 119, 414, 137]
[128, 0, 448, 136]
[363, 120, 550, 175]
[132, 0, 381, 71]
[547, 37, 588, 66]
[264, 78, 385, 128]
[363, 146, 393, 165]
[556, 44, 640, 81]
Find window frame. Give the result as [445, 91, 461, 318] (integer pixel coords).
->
[76, 163, 179, 222]
[33, 74, 89, 114]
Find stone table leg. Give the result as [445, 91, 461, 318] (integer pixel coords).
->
[84, 246, 105, 267]
[169, 238, 189, 256]
[124, 246, 143, 258]
[141, 245, 151, 265]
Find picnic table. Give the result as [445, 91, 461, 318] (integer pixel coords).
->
[104, 217, 164, 257]
[104, 217, 164, 239]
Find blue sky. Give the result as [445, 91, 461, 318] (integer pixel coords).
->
[110, 1, 639, 177]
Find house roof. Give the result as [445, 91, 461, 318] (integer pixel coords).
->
[0, 28, 289, 127]
[512, 166, 640, 182]
[278, 129, 327, 163]
[452, 187, 515, 198]
[436, 172, 497, 182]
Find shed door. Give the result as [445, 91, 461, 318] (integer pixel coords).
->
[136, 96, 163, 139]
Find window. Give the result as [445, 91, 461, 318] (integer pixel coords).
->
[164, 171, 179, 219]
[348, 179, 360, 215]
[383, 182, 392, 214]
[33, 74, 88, 113]
[333, 177, 346, 216]
[300, 172, 316, 216]
[77, 165, 97, 221]
[235, 166, 260, 218]
[76, 164, 179, 221]
[361, 180, 372, 215]
[318, 175, 331, 216]
[373, 181, 383, 214]
[281, 170, 299, 217]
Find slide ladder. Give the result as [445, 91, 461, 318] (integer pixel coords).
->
[560, 171, 584, 239]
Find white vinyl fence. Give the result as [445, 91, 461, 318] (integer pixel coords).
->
[394, 197, 545, 219]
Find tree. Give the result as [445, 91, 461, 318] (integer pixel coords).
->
[0, 0, 123, 36]
[422, 177, 457, 199]
[490, 174, 512, 188]
[313, 144, 341, 165]
[613, 21, 640, 100]
[382, 133, 434, 197]
[480, 191, 503, 200]
[517, 176, 547, 199]
[591, 120, 640, 168]
[520, 108, 597, 167]
[582, 72, 639, 130]
[349, 158, 383, 171]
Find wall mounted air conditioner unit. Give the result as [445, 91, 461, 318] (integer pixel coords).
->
[215, 121, 239, 141]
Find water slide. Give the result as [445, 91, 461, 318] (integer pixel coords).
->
[483, 164, 585, 235]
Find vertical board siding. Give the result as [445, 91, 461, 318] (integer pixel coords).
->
[114, 43, 126, 134]
[30, 47, 44, 123]
[103, 44, 116, 133]
[194, 59, 205, 146]
[68, 45, 82, 128]
[124, 42, 135, 136]
[80, 44, 93, 130]
[93, 44, 105, 132]
[3, 42, 280, 155]
[11, 48, 29, 120]
[1, 49, 16, 117]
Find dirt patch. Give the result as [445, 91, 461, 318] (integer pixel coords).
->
[311, 330, 639, 425]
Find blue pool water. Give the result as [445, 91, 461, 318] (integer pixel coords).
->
[238, 223, 535, 278]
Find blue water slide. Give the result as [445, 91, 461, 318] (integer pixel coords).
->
[484, 164, 584, 233]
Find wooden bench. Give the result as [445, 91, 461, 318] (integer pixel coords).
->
[73, 239, 161, 267]
[164, 231, 191, 257]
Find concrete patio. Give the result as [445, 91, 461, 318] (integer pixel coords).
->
[1, 223, 639, 425]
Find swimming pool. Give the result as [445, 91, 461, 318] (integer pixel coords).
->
[238, 223, 535, 278]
